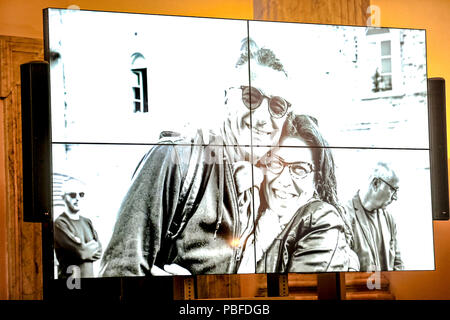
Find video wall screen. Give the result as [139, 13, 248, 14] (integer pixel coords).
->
[45, 8, 434, 278]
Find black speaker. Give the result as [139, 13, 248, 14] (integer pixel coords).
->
[21, 61, 52, 223]
[428, 77, 449, 220]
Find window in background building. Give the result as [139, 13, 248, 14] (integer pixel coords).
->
[363, 28, 399, 96]
[130, 53, 148, 113]
[376, 39, 392, 92]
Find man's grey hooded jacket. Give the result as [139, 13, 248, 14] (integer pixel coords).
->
[100, 132, 245, 276]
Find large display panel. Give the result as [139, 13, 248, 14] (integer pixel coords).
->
[45, 8, 434, 279]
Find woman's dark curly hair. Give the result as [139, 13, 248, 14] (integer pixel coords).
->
[271, 113, 341, 214]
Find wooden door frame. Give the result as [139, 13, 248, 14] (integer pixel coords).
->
[0, 35, 44, 300]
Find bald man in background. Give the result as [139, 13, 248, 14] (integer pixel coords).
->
[345, 162, 404, 272]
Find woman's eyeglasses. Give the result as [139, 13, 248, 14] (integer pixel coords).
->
[240, 86, 291, 119]
[264, 155, 314, 180]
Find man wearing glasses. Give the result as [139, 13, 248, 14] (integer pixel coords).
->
[54, 178, 102, 278]
[345, 162, 404, 271]
[100, 38, 292, 276]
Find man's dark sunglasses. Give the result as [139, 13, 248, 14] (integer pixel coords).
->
[240, 86, 291, 119]
[68, 192, 85, 199]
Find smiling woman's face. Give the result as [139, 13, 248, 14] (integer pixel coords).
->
[263, 136, 316, 220]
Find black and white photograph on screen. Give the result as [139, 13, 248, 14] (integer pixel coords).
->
[47, 9, 248, 145]
[333, 148, 434, 272]
[241, 132, 433, 274]
[52, 144, 151, 278]
[52, 173, 103, 279]
[240, 115, 361, 275]
[47, 9, 434, 278]
[247, 20, 429, 150]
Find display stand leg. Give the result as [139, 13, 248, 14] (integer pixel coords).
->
[173, 276, 196, 300]
[317, 272, 346, 300]
[266, 273, 289, 297]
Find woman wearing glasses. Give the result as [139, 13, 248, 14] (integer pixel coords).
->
[239, 113, 359, 273]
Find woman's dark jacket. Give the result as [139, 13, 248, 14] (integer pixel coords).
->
[256, 200, 355, 273]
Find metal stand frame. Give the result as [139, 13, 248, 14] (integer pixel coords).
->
[317, 272, 346, 300]
[173, 276, 196, 300]
[267, 273, 289, 297]
[173, 273, 345, 300]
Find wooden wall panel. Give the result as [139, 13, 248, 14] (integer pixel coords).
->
[0, 35, 44, 299]
[197, 274, 241, 299]
[254, 0, 371, 25]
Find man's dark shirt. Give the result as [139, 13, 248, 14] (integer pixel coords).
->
[54, 212, 101, 278]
